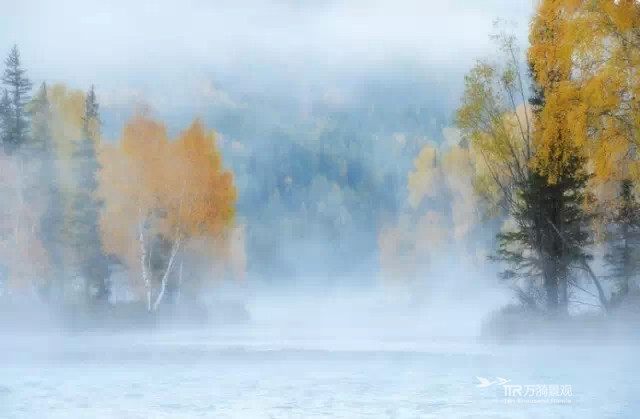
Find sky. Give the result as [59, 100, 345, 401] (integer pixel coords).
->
[1, 0, 535, 108]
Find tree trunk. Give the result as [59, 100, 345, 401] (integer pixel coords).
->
[545, 275, 559, 313]
[543, 259, 560, 314]
[152, 239, 180, 312]
[582, 260, 610, 314]
[558, 270, 568, 314]
[622, 225, 630, 299]
[138, 212, 151, 312]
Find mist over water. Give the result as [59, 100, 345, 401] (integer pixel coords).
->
[2, 300, 638, 418]
[3, 268, 637, 418]
[2, 267, 639, 418]
[1, 0, 640, 418]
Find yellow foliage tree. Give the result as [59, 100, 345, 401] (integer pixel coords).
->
[380, 129, 492, 281]
[530, 0, 640, 182]
[455, 56, 533, 210]
[98, 115, 237, 311]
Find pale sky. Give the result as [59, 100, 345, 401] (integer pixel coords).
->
[1, 0, 535, 108]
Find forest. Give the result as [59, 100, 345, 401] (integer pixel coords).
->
[1, 0, 639, 335]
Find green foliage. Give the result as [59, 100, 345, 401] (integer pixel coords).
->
[29, 82, 67, 301]
[1, 45, 32, 153]
[69, 86, 110, 301]
[0, 89, 13, 146]
[493, 156, 592, 311]
[456, 25, 596, 314]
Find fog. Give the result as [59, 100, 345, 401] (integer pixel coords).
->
[2, 0, 531, 107]
[2, 0, 640, 417]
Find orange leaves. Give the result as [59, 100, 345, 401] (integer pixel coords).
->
[98, 114, 237, 291]
[121, 114, 169, 158]
[169, 120, 236, 240]
[603, 0, 640, 33]
[530, 82, 582, 181]
[530, 0, 640, 183]
[119, 114, 171, 219]
[528, 0, 572, 87]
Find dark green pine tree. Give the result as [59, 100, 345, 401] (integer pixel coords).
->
[494, 156, 592, 313]
[30, 82, 66, 301]
[70, 86, 110, 303]
[605, 179, 640, 306]
[492, 63, 592, 314]
[0, 88, 13, 145]
[1, 45, 32, 153]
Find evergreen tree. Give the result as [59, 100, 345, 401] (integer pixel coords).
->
[70, 86, 110, 302]
[492, 65, 592, 314]
[605, 179, 640, 305]
[0, 89, 13, 145]
[1, 45, 32, 153]
[495, 157, 592, 312]
[30, 82, 65, 301]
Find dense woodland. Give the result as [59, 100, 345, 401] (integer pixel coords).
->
[0, 53, 238, 318]
[1, 0, 639, 329]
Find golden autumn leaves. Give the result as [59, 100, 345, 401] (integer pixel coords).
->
[529, 0, 640, 183]
[451, 0, 640, 190]
[1, 82, 241, 305]
[379, 134, 491, 281]
[379, 0, 640, 286]
[98, 114, 237, 310]
[1, 82, 240, 304]
[451, 0, 640, 206]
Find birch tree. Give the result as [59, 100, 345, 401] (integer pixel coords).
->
[98, 115, 236, 311]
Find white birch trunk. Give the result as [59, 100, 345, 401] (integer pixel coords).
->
[152, 238, 180, 311]
[138, 209, 151, 311]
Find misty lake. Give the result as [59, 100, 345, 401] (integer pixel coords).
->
[2, 326, 638, 419]
[2, 0, 640, 418]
